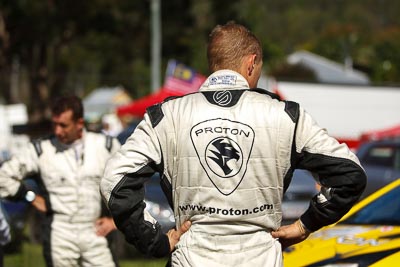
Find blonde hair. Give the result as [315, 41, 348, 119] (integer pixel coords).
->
[207, 22, 262, 73]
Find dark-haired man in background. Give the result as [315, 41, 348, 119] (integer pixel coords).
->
[0, 96, 120, 267]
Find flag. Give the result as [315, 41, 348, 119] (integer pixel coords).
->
[163, 59, 206, 94]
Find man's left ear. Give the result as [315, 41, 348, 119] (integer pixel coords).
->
[247, 54, 257, 75]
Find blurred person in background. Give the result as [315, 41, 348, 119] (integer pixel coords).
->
[0, 96, 120, 267]
[101, 22, 366, 266]
[0, 201, 11, 267]
[101, 113, 124, 137]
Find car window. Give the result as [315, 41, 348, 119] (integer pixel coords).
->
[362, 146, 395, 168]
[395, 147, 400, 170]
[342, 186, 400, 225]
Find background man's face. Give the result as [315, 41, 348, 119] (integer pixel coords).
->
[52, 109, 83, 144]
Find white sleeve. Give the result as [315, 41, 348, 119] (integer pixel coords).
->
[0, 143, 40, 198]
[101, 114, 162, 202]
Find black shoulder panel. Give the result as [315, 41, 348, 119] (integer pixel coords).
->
[31, 139, 43, 157]
[146, 93, 196, 128]
[146, 103, 164, 128]
[284, 101, 300, 123]
[251, 88, 281, 101]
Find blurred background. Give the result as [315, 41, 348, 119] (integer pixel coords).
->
[1, 0, 400, 120]
[1, 0, 400, 266]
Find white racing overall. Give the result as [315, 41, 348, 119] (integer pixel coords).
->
[0, 131, 120, 267]
[101, 70, 366, 266]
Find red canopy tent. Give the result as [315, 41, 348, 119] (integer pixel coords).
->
[117, 60, 207, 118]
[116, 88, 185, 117]
[360, 124, 400, 142]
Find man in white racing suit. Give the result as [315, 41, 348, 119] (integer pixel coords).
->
[101, 22, 366, 266]
[0, 96, 120, 267]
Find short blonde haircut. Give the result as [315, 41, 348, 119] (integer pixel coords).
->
[207, 22, 262, 73]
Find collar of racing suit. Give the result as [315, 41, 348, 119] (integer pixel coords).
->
[199, 69, 250, 91]
[53, 129, 86, 156]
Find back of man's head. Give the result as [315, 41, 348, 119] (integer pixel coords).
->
[51, 95, 84, 121]
[207, 22, 262, 73]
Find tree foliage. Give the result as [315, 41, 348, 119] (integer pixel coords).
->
[0, 0, 399, 120]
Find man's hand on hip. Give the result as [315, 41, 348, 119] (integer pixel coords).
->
[271, 219, 311, 250]
[95, 217, 117, 236]
[167, 221, 191, 252]
[31, 195, 47, 213]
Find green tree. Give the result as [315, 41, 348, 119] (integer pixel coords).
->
[1, 0, 400, 123]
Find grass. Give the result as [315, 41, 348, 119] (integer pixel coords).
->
[5, 242, 168, 267]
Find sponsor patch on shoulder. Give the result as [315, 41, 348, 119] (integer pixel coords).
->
[209, 75, 237, 86]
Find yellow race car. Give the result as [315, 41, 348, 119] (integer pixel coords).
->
[283, 179, 400, 267]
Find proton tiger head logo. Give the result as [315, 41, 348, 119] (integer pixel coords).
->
[206, 137, 243, 178]
[191, 118, 255, 195]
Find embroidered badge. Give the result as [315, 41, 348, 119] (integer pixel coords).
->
[212, 90, 232, 106]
